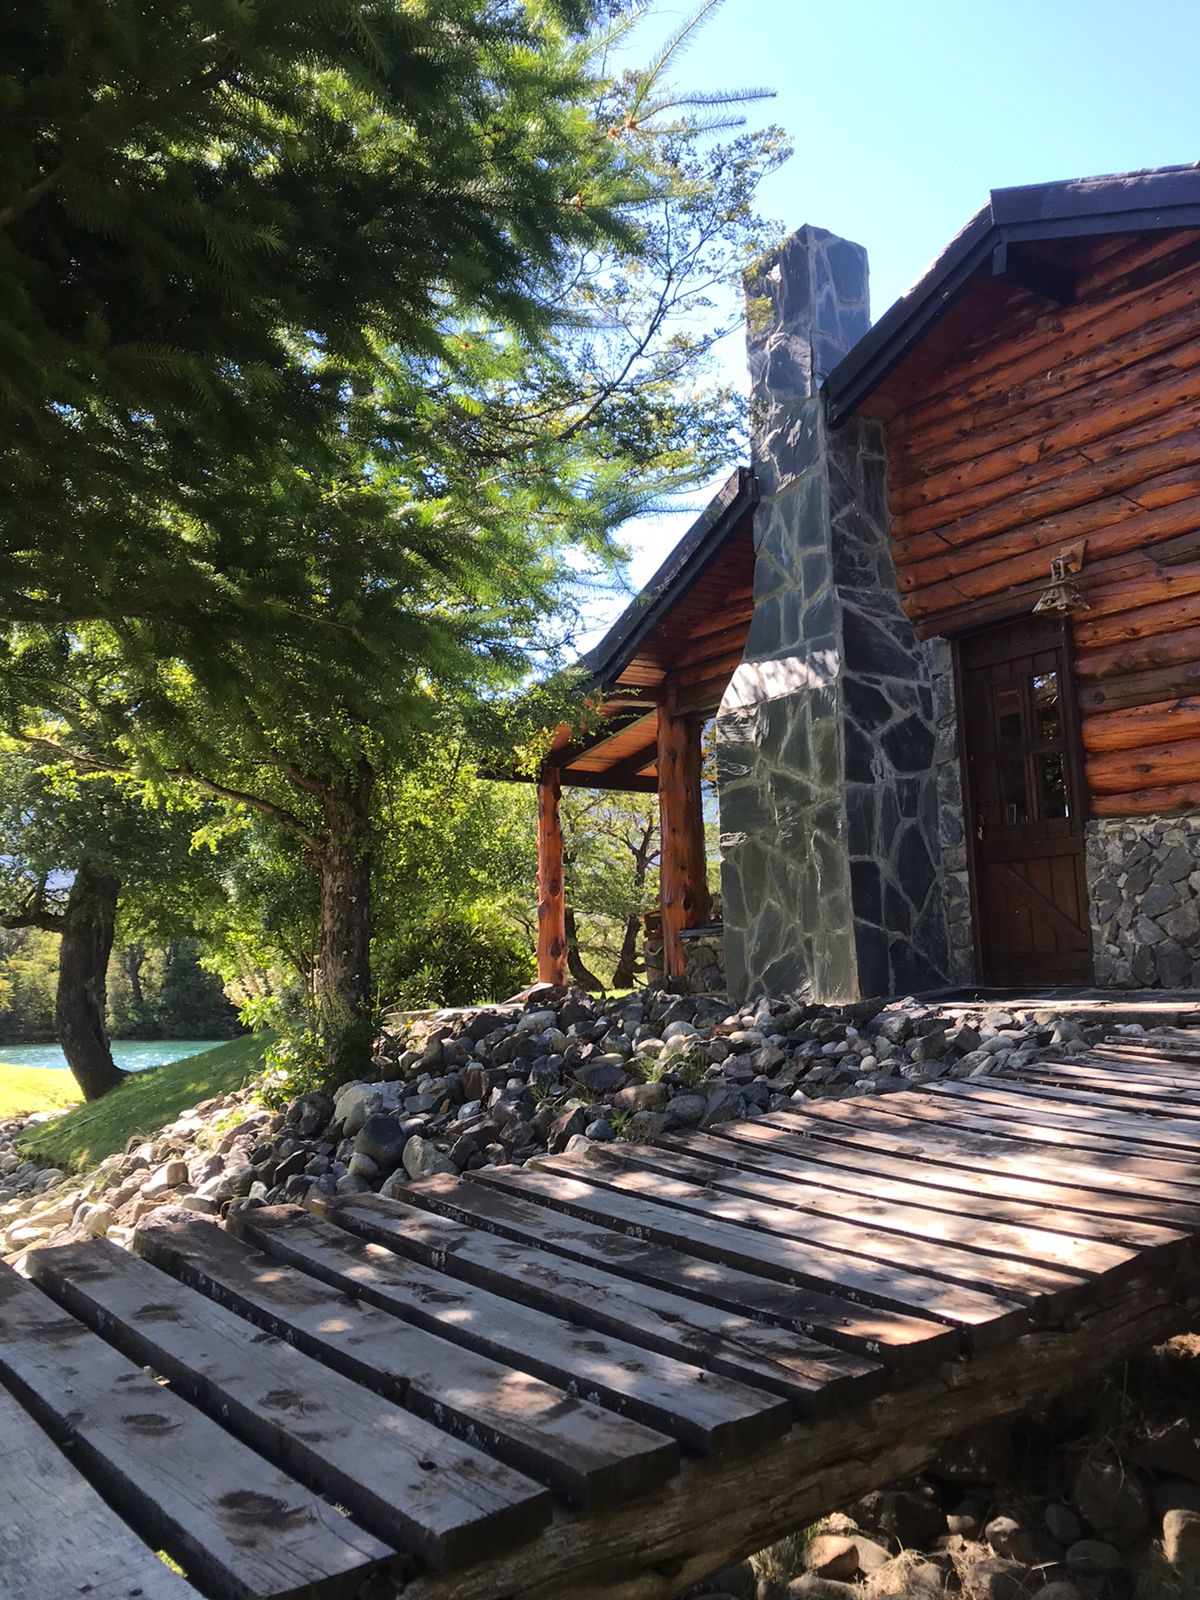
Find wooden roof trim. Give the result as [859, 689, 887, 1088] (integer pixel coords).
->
[580, 468, 758, 693]
[825, 164, 1200, 429]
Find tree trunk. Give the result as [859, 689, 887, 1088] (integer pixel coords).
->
[611, 817, 657, 991]
[56, 863, 125, 1101]
[315, 759, 374, 1076]
[610, 914, 643, 991]
[564, 906, 605, 992]
[124, 943, 145, 1010]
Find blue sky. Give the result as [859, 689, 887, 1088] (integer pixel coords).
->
[605, 0, 1200, 611]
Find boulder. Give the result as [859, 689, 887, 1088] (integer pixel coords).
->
[803, 1536, 859, 1581]
[666, 1093, 708, 1127]
[962, 1556, 1031, 1600]
[333, 1082, 382, 1136]
[985, 1515, 1058, 1566]
[1163, 1507, 1200, 1567]
[402, 1137, 456, 1181]
[1045, 1505, 1084, 1548]
[1135, 1420, 1200, 1485]
[851, 1485, 945, 1551]
[354, 1113, 409, 1172]
[1064, 1541, 1122, 1575]
[1073, 1448, 1150, 1547]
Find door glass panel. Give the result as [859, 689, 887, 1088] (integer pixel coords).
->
[1036, 751, 1069, 819]
[999, 758, 1029, 824]
[1032, 672, 1061, 742]
[994, 685, 1023, 748]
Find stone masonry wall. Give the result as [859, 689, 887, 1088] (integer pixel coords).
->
[1087, 816, 1200, 988]
[926, 638, 975, 984]
[717, 226, 957, 1003]
[829, 416, 956, 996]
[716, 227, 862, 1003]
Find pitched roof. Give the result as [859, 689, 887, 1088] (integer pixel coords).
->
[824, 164, 1200, 427]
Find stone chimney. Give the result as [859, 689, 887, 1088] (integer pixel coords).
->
[715, 227, 954, 1003]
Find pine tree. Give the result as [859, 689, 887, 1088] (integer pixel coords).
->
[3, 0, 787, 1076]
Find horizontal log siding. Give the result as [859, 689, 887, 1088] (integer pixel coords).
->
[877, 228, 1200, 818]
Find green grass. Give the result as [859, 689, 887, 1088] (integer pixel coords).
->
[16, 1034, 270, 1173]
[0, 1063, 83, 1120]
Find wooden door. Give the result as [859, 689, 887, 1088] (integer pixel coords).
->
[957, 616, 1093, 986]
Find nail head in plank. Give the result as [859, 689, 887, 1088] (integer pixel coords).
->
[307, 1184, 955, 1378]
[28, 1239, 550, 1570]
[228, 1203, 789, 1455]
[134, 1209, 677, 1511]
[0, 1384, 203, 1600]
[469, 1166, 1030, 1349]
[0, 1263, 390, 1600]
[302, 1193, 881, 1413]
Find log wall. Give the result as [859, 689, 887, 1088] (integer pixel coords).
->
[873, 228, 1200, 818]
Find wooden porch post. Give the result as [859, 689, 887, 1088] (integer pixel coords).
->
[536, 766, 567, 986]
[656, 699, 711, 983]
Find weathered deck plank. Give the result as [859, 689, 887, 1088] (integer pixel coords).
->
[225, 1202, 791, 1454]
[29, 1238, 552, 1569]
[9, 1044, 1200, 1600]
[683, 1119, 1189, 1246]
[529, 1148, 1101, 1310]
[856, 1092, 1200, 1177]
[0, 1264, 390, 1600]
[286, 1193, 884, 1412]
[134, 1209, 679, 1510]
[761, 1101, 1200, 1211]
[0, 1386, 202, 1600]
[357, 1172, 957, 1373]
[471, 1165, 1031, 1347]
[929, 1077, 1200, 1143]
[564, 1137, 1147, 1280]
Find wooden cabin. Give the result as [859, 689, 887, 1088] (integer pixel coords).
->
[527, 166, 1200, 1003]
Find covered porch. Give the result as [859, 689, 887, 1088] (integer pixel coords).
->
[530, 469, 757, 988]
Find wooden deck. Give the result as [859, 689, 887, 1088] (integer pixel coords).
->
[6, 1039, 1200, 1600]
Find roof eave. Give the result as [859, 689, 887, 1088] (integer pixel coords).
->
[579, 465, 759, 693]
[824, 164, 1200, 429]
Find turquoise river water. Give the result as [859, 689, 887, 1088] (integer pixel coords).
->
[0, 1040, 223, 1073]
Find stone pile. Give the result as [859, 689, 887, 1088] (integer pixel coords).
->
[690, 1392, 1200, 1599]
[0, 987, 1154, 1258]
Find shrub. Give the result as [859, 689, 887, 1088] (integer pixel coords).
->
[374, 908, 533, 1011]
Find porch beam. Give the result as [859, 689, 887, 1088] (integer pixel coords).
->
[536, 767, 567, 985]
[656, 701, 710, 982]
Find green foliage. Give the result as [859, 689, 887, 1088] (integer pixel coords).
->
[17, 1034, 268, 1170]
[107, 941, 240, 1040]
[562, 789, 659, 988]
[0, 928, 58, 1042]
[375, 907, 534, 1011]
[1, 0, 787, 1067]
[643, 1041, 709, 1087]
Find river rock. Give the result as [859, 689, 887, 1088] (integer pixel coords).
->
[1065, 1540, 1122, 1574]
[402, 1136, 456, 1181]
[804, 1536, 859, 1580]
[1073, 1449, 1150, 1547]
[354, 1113, 408, 1171]
[1163, 1509, 1200, 1567]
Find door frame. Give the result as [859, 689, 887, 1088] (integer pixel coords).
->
[951, 612, 1094, 987]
